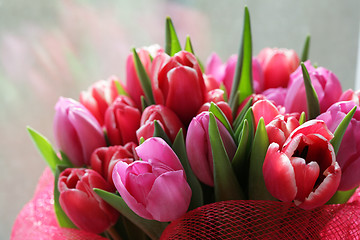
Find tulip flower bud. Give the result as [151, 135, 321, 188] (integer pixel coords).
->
[284, 61, 342, 115]
[53, 97, 106, 167]
[112, 137, 191, 222]
[263, 120, 341, 210]
[90, 142, 138, 190]
[58, 168, 119, 234]
[104, 96, 141, 145]
[80, 76, 120, 125]
[136, 105, 184, 142]
[257, 47, 300, 90]
[339, 89, 360, 105]
[151, 51, 206, 126]
[317, 101, 360, 190]
[266, 114, 300, 146]
[186, 112, 236, 186]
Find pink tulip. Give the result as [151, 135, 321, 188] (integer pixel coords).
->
[263, 120, 341, 209]
[104, 96, 141, 145]
[58, 168, 119, 234]
[284, 61, 342, 115]
[151, 51, 206, 126]
[136, 104, 184, 142]
[339, 89, 360, 105]
[266, 114, 300, 146]
[90, 143, 138, 190]
[205, 53, 263, 95]
[252, 99, 280, 127]
[53, 97, 106, 167]
[80, 76, 120, 126]
[317, 101, 360, 190]
[186, 112, 236, 186]
[262, 87, 288, 107]
[126, 46, 163, 109]
[257, 48, 300, 90]
[112, 137, 191, 222]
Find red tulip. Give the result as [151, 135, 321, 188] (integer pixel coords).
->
[257, 47, 300, 90]
[263, 120, 341, 209]
[136, 104, 184, 142]
[104, 96, 141, 145]
[151, 51, 206, 126]
[80, 76, 120, 125]
[90, 143, 138, 190]
[252, 99, 280, 127]
[58, 168, 119, 234]
[53, 97, 106, 167]
[266, 114, 300, 146]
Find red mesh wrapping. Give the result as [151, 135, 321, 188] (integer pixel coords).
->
[11, 168, 107, 240]
[161, 190, 360, 240]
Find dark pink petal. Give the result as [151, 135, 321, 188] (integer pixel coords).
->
[252, 100, 280, 126]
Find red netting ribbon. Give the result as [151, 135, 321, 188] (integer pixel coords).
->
[161, 191, 360, 240]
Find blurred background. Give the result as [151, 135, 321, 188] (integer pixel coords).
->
[1, 0, 359, 238]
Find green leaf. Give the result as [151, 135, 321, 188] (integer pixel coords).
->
[27, 126, 72, 174]
[219, 83, 228, 102]
[209, 102, 235, 140]
[330, 106, 357, 154]
[234, 107, 254, 142]
[302, 62, 320, 120]
[172, 129, 203, 210]
[114, 79, 129, 96]
[327, 186, 358, 204]
[165, 17, 182, 56]
[184, 35, 194, 54]
[301, 35, 311, 62]
[94, 189, 167, 240]
[209, 113, 245, 201]
[139, 137, 145, 145]
[232, 119, 253, 195]
[299, 112, 306, 125]
[153, 120, 172, 145]
[54, 165, 77, 228]
[233, 97, 253, 130]
[229, 6, 253, 110]
[132, 48, 155, 105]
[248, 118, 275, 200]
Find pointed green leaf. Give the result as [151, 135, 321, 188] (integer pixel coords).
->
[141, 96, 149, 112]
[165, 17, 182, 56]
[114, 79, 129, 96]
[327, 186, 358, 204]
[234, 107, 254, 142]
[172, 129, 203, 210]
[233, 97, 253, 130]
[209, 113, 245, 201]
[54, 165, 77, 228]
[302, 62, 320, 120]
[248, 118, 275, 200]
[132, 48, 155, 105]
[27, 126, 72, 174]
[139, 137, 145, 145]
[301, 35, 311, 62]
[94, 189, 167, 240]
[232, 119, 253, 195]
[153, 120, 172, 145]
[184, 35, 194, 54]
[229, 6, 253, 110]
[219, 83, 228, 102]
[330, 106, 357, 154]
[299, 112, 306, 125]
[209, 102, 235, 140]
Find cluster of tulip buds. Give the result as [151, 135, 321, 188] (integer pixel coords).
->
[28, 7, 360, 239]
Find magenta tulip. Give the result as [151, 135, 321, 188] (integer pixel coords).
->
[151, 51, 206, 126]
[112, 137, 191, 222]
[90, 143, 137, 190]
[58, 168, 119, 234]
[284, 61, 342, 115]
[317, 101, 360, 190]
[80, 77, 119, 125]
[186, 112, 236, 186]
[339, 89, 360, 105]
[136, 104, 184, 142]
[104, 96, 141, 145]
[263, 120, 341, 209]
[53, 97, 106, 167]
[262, 87, 288, 107]
[257, 47, 299, 90]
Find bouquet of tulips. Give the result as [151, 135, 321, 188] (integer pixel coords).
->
[12, 6, 360, 240]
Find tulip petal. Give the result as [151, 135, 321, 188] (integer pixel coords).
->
[263, 143, 297, 202]
[287, 120, 333, 142]
[146, 170, 191, 222]
[136, 137, 183, 171]
[252, 100, 279, 126]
